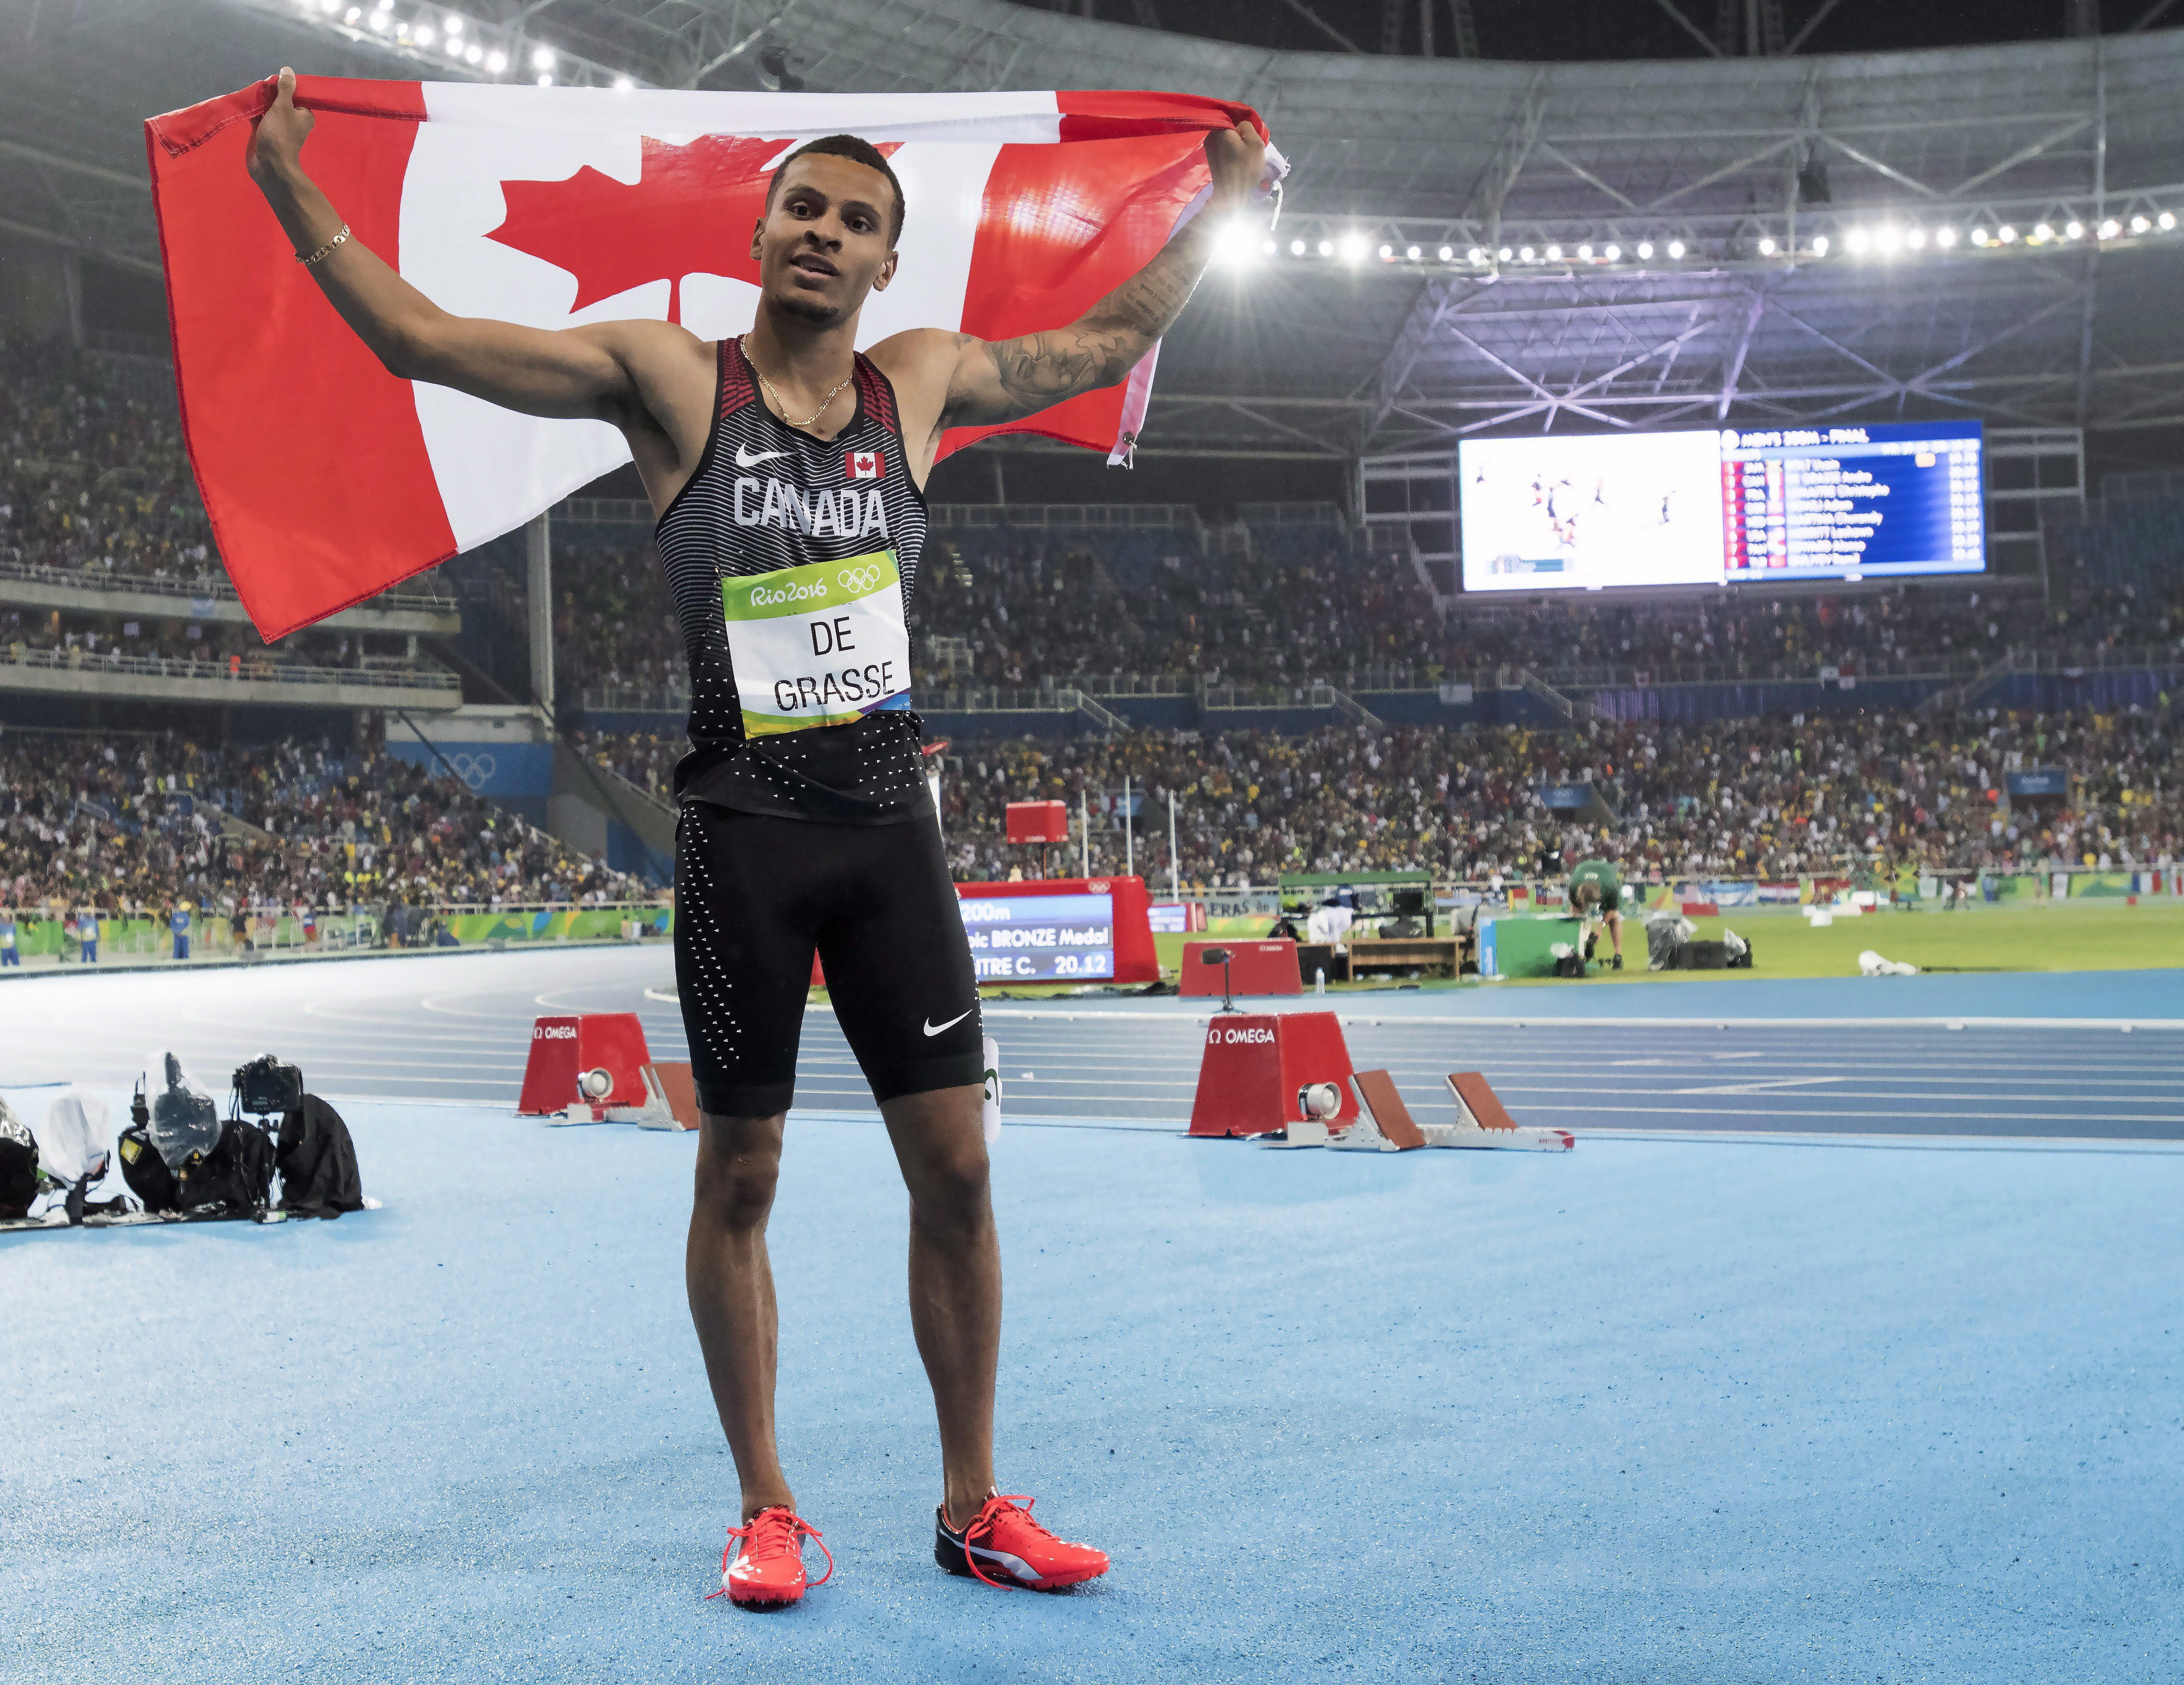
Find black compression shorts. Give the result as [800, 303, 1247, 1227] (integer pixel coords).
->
[673, 801, 984, 1118]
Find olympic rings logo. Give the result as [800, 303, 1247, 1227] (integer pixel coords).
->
[837, 563, 885, 594]
[446, 752, 496, 790]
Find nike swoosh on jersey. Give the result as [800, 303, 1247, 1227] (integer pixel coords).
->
[734, 444, 789, 466]
[923, 1009, 974, 1037]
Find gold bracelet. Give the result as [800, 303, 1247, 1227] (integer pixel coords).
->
[297, 224, 350, 266]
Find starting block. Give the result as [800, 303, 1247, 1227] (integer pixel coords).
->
[1188, 1012, 1359, 1138]
[1331, 1070, 1430, 1152]
[1425, 1071, 1575, 1151]
[520, 1013, 657, 1118]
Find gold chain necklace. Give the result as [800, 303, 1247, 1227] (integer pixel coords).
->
[742, 335, 853, 431]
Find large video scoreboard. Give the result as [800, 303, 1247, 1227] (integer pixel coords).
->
[1459, 421, 1985, 591]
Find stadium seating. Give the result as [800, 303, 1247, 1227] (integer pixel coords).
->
[0, 731, 650, 913]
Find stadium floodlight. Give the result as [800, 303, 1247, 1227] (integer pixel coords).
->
[1997, 224, 2017, 243]
[612, 75, 635, 91]
[1262, 237, 1277, 256]
[1467, 247, 1485, 264]
[371, 7, 390, 25]
[1496, 245, 1513, 261]
[2162, 212, 2178, 231]
[536, 73, 553, 87]
[1905, 228, 1925, 250]
[1970, 226, 1990, 246]
[2032, 223, 2054, 244]
[1603, 243, 1621, 261]
[1338, 233, 1369, 263]
[1405, 244, 1421, 261]
[1214, 223, 1258, 266]
[414, 25, 435, 46]
[485, 48, 506, 70]
[1517, 245, 1535, 262]
[1810, 234, 1829, 255]
[1545, 244, 1562, 261]
[1377, 243, 1393, 260]
[2066, 222, 2084, 240]
[1437, 245, 1454, 262]
[2099, 218, 2120, 239]
[1877, 226, 1902, 253]
[465, 42, 481, 63]
[1577, 243, 1593, 260]
[1666, 239, 1685, 259]
[1289, 237, 1306, 256]
[1845, 228, 1869, 254]
[446, 36, 465, 56]
[344, 6, 360, 20]
[531, 45, 556, 70]
[1757, 235, 1776, 255]
[1935, 226, 1956, 248]
[1317, 238, 1335, 257]
[2131, 214, 2152, 234]
[1635, 240, 1653, 259]
[444, 13, 461, 32]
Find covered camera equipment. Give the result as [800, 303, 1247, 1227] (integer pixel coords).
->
[0, 1098, 37, 1220]
[233, 1055, 304, 1118]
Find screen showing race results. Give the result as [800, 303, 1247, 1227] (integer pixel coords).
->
[959, 892, 1116, 983]
[1720, 422, 1983, 581]
[1458, 421, 1984, 591]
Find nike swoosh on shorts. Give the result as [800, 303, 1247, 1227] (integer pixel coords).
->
[923, 1010, 974, 1037]
[734, 444, 789, 466]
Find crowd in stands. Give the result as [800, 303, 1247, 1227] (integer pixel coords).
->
[932, 710, 2182, 885]
[590, 705, 2181, 888]
[0, 730, 654, 916]
[0, 333, 218, 588]
[547, 513, 2184, 708]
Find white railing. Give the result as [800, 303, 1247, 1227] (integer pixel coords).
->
[0, 555, 458, 617]
[0, 643, 461, 693]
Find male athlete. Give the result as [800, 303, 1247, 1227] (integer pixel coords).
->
[1569, 855, 1628, 970]
[246, 68, 1265, 1606]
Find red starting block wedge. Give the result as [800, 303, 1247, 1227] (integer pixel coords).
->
[1430, 1071, 1575, 1151]
[518, 1013, 654, 1115]
[1188, 1011, 1358, 1138]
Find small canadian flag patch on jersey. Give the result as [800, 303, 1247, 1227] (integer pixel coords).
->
[846, 449, 884, 480]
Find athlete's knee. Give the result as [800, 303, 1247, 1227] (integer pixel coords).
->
[906, 1138, 991, 1239]
[694, 1121, 784, 1231]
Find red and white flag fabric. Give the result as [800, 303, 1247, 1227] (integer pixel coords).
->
[145, 77, 1283, 640]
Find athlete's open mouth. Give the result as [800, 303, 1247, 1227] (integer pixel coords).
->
[790, 253, 840, 278]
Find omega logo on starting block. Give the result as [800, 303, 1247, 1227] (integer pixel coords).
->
[1208, 1026, 1277, 1045]
[534, 1025, 577, 1039]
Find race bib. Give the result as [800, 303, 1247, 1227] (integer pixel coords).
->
[721, 550, 912, 738]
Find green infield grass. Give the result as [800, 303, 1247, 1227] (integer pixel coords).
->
[1141, 901, 2184, 989]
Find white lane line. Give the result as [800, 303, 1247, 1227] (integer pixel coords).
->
[1672, 1077, 1850, 1095]
[977, 1007, 2184, 1031]
[1518, 1102, 2184, 1124]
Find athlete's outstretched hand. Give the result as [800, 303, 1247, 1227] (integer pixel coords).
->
[1202, 119, 1268, 215]
[246, 68, 315, 189]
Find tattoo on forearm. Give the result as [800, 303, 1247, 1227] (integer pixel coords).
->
[980, 234, 1207, 418]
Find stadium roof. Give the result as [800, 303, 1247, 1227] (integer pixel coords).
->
[6, 0, 2184, 460]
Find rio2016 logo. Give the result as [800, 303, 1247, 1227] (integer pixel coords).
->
[837, 563, 885, 593]
[750, 579, 828, 608]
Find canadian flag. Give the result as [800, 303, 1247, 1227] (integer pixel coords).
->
[145, 78, 1283, 639]
[845, 449, 883, 481]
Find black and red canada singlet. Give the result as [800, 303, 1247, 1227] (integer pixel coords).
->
[655, 337, 932, 824]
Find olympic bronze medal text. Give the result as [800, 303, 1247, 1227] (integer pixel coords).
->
[958, 892, 1118, 982]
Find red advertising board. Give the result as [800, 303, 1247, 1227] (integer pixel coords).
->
[955, 875, 1158, 986]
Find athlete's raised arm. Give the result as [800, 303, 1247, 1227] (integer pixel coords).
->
[877, 119, 1266, 466]
[245, 68, 690, 431]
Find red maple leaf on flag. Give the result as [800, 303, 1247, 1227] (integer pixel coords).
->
[487, 134, 900, 326]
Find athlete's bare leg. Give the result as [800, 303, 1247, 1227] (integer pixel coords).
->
[688, 1110, 796, 1520]
[1605, 909, 1624, 960]
[880, 1084, 999, 1530]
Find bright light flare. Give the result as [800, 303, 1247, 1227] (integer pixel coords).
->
[1666, 239, 1686, 259]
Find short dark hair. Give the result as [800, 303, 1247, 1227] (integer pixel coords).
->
[764, 134, 905, 245]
